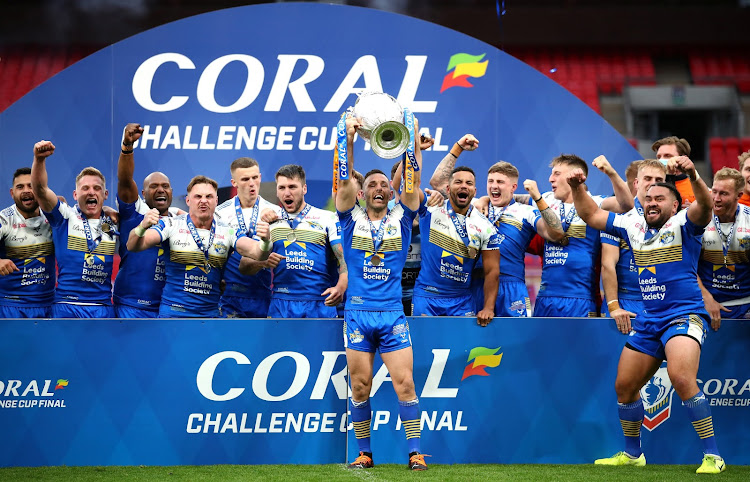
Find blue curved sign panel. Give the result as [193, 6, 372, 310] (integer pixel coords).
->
[0, 3, 638, 203]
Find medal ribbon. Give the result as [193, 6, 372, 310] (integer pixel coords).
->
[365, 208, 391, 253]
[336, 112, 349, 180]
[634, 197, 643, 216]
[489, 199, 514, 226]
[403, 107, 419, 172]
[281, 203, 312, 232]
[713, 205, 739, 265]
[447, 200, 474, 251]
[559, 202, 577, 233]
[76, 206, 118, 255]
[186, 215, 216, 270]
[235, 196, 260, 236]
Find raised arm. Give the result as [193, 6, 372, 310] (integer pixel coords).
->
[524, 179, 565, 243]
[234, 220, 272, 261]
[671, 156, 711, 226]
[335, 117, 361, 213]
[400, 117, 423, 212]
[30, 141, 60, 213]
[429, 134, 478, 197]
[117, 123, 144, 204]
[594, 155, 634, 213]
[126, 208, 164, 252]
[567, 168, 609, 231]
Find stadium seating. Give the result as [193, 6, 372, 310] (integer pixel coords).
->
[509, 47, 657, 113]
[0, 45, 98, 112]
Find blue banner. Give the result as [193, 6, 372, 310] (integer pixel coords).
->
[0, 3, 638, 208]
[0, 317, 748, 467]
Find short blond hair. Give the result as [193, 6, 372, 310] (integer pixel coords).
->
[713, 167, 744, 194]
[488, 161, 519, 180]
[738, 150, 750, 170]
[75, 167, 106, 186]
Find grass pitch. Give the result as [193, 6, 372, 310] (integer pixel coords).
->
[0, 463, 748, 481]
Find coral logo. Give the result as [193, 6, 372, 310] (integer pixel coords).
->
[440, 53, 488, 93]
[461, 346, 502, 380]
[55, 379, 69, 390]
[640, 362, 675, 431]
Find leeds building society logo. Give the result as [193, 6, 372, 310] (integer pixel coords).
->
[640, 362, 675, 431]
[440, 53, 488, 93]
[461, 346, 502, 381]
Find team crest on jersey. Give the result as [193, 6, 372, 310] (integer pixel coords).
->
[386, 225, 397, 236]
[212, 243, 228, 255]
[640, 362, 675, 431]
[308, 221, 323, 231]
[659, 231, 675, 244]
[739, 237, 750, 249]
[349, 329, 364, 344]
[470, 234, 480, 245]
[509, 300, 525, 314]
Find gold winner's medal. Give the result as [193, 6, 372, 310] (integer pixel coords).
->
[559, 235, 569, 246]
[85, 254, 95, 267]
[371, 254, 382, 266]
[101, 222, 110, 234]
[204, 262, 212, 274]
[287, 232, 297, 243]
[468, 247, 478, 259]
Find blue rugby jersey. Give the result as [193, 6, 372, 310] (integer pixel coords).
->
[488, 200, 540, 282]
[338, 202, 416, 311]
[698, 204, 750, 304]
[536, 192, 605, 300]
[216, 196, 280, 300]
[414, 200, 499, 298]
[113, 196, 172, 311]
[151, 214, 238, 315]
[269, 204, 342, 301]
[0, 204, 55, 306]
[600, 200, 644, 301]
[606, 209, 708, 323]
[45, 201, 117, 305]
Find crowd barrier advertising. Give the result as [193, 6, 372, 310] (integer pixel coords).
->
[1, 317, 748, 467]
[0, 3, 638, 203]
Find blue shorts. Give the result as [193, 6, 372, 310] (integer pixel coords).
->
[412, 293, 475, 317]
[0, 304, 51, 318]
[627, 313, 708, 360]
[53, 303, 115, 319]
[268, 298, 337, 318]
[533, 296, 597, 318]
[158, 303, 219, 318]
[344, 310, 412, 354]
[219, 295, 270, 318]
[495, 280, 531, 317]
[721, 302, 750, 319]
[114, 304, 158, 319]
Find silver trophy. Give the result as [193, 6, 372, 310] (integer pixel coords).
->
[352, 91, 410, 159]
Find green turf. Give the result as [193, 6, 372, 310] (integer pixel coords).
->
[0, 464, 747, 481]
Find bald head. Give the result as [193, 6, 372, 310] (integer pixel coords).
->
[142, 171, 173, 215]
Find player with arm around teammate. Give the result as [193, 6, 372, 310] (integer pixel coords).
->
[127, 176, 271, 318]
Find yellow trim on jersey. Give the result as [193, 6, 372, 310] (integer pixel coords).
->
[566, 225, 587, 239]
[170, 250, 228, 268]
[429, 229, 472, 258]
[6, 242, 54, 259]
[67, 236, 116, 255]
[701, 249, 748, 265]
[351, 234, 402, 253]
[633, 245, 682, 266]
[499, 216, 523, 231]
